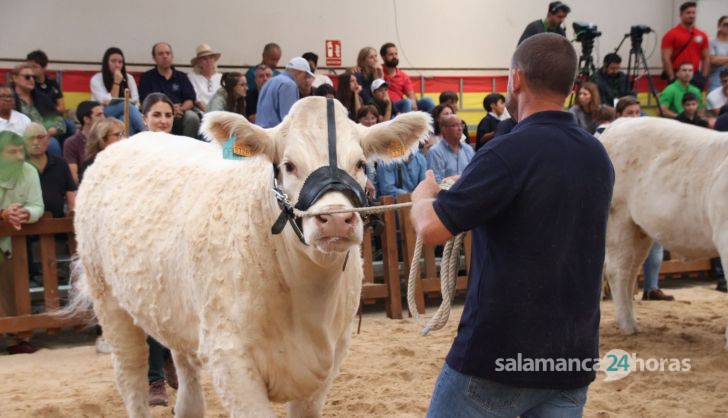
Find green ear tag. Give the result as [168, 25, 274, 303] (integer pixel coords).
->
[223, 133, 245, 160]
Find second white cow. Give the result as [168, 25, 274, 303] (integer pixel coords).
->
[70, 97, 430, 417]
[599, 117, 728, 335]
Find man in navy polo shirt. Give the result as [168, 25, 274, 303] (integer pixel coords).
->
[412, 33, 614, 417]
[139, 42, 199, 138]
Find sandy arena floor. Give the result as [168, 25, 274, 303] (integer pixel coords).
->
[1, 278, 727, 417]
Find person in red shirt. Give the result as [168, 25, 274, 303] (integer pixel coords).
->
[379, 43, 435, 115]
[661, 1, 710, 90]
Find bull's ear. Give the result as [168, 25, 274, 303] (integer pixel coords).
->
[359, 112, 432, 162]
[200, 111, 275, 160]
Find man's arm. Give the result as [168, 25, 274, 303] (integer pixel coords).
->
[410, 170, 452, 245]
[68, 164, 79, 185]
[65, 191, 76, 213]
[278, 83, 299, 119]
[660, 105, 677, 118]
[23, 167, 45, 223]
[661, 48, 674, 80]
[658, 88, 677, 118]
[701, 47, 711, 79]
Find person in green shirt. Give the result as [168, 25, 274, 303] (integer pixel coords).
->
[0, 130, 44, 354]
[659, 61, 703, 117]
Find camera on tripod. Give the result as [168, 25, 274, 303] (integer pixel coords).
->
[629, 25, 652, 48]
[573, 21, 602, 43]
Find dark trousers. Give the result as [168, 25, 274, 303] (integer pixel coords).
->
[147, 336, 169, 383]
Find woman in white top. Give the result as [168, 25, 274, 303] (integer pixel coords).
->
[90, 47, 144, 134]
[187, 44, 222, 112]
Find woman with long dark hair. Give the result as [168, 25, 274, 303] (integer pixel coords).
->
[206, 72, 247, 116]
[90, 47, 144, 134]
[568, 81, 602, 134]
[336, 71, 362, 120]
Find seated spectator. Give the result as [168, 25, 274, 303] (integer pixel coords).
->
[707, 16, 728, 93]
[337, 72, 363, 120]
[256, 57, 314, 128]
[142, 93, 175, 134]
[376, 150, 427, 197]
[659, 61, 703, 118]
[188, 44, 223, 112]
[426, 114, 474, 183]
[0, 83, 31, 135]
[11, 63, 64, 156]
[26, 50, 76, 140]
[356, 105, 380, 127]
[23, 123, 76, 218]
[569, 81, 602, 133]
[63, 101, 105, 183]
[245, 65, 273, 123]
[80, 118, 126, 183]
[369, 79, 392, 122]
[593, 106, 616, 138]
[139, 42, 199, 138]
[206, 72, 247, 115]
[593, 53, 634, 107]
[90, 47, 144, 135]
[423, 103, 456, 154]
[439, 91, 459, 109]
[314, 84, 336, 99]
[353, 47, 384, 105]
[245, 43, 282, 99]
[615, 96, 642, 118]
[0, 130, 44, 354]
[302, 52, 333, 89]
[380, 42, 435, 114]
[476, 93, 506, 150]
[707, 69, 728, 117]
[676, 92, 709, 127]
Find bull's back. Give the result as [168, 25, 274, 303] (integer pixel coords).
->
[600, 118, 728, 256]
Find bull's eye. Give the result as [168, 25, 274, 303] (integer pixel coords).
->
[356, 160, 366, 171]
[283, 162, 296, 174]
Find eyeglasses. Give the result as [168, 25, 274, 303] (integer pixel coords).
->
[106, 131, 125, 139]
[0, 94, 13, 99]
[27, 134, 48, 141]
[18, 74, 35, 81]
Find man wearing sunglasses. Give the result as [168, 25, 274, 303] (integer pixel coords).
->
[0, 84, 31, 135]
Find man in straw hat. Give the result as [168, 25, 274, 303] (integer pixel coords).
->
[188, 44, 223, 112]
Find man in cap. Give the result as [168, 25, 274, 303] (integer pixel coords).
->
[518, 1, 571, 45]
[188, 44, 223, 112]
[256, 57, 314, 128]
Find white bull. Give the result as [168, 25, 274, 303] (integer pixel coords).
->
[70, 97, 430, 417]
[599, 117, 728, 335]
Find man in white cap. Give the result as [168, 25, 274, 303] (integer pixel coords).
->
[256, 57, 314, 128]
[188, 44, 222, 112]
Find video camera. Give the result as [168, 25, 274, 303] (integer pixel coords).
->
[573, 21, 602, 43]
[629, 25, 652, 47]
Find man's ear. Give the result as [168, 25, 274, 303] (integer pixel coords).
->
[200, 111, 275, 160]
[359, 112, 432, 163]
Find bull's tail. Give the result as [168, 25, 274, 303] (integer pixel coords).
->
[54, 256, 97, 325]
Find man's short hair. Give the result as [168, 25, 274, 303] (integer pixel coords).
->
[26, 50, 49, 68]
[439, 91, 458, 104]
[255, 64, 270, 73]
[151, 42, 171, 58]
[615, 96, 640, 114]
[719, 68, 728, 79]
[603, 53, 622, 66]
[314, 84, 335, 97]
[263, 43, 281, 55]
[681, 92, 699, 105]
[511, 33, 577, 96]
[76, 101, 101, 127]
[380, 42, 396, 57]
[483, 93, 506, 112]
[680, 2, 696, 14]
[678, 61, 694, 70]
[719, 16, 728, 26]
[302, 52, 318, 66]
[548, 1, 570, 14]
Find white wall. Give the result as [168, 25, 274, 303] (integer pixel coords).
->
[1, 0, 723, 72]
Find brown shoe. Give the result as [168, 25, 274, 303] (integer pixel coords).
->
[149, 379, 167, 406]
[164, 357, 178, 390]
[642, 289, 675, 301]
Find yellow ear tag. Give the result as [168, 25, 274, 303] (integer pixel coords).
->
[387, 141, 406, 158]
[233, 143, 254, 157]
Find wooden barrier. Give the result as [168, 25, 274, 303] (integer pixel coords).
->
[0, 213, 85, 336]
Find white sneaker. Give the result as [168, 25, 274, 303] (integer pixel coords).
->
[95, 336, 112, 354]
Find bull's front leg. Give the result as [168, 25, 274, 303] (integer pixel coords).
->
[200, 331, 276, 418]
[287, 329, 352, 418]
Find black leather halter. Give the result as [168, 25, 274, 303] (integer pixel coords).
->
[271, 98, 368, 243]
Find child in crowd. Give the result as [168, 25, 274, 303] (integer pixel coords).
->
[476, 93, 506, 150]
[369, 79, 392, 122]
[314, 84, 336, 99]
[439, 91, 459, 109]
[593, 106, 616, 139]
[676, 92, 709, 128]
[356, 105, 380, 127]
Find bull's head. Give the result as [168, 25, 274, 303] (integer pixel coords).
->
[201, 97, 431, 254]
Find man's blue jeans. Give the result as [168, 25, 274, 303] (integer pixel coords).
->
[426, 363, 588, 418]
[643, 242, 663, 292]
[393, 97, 436, 115]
